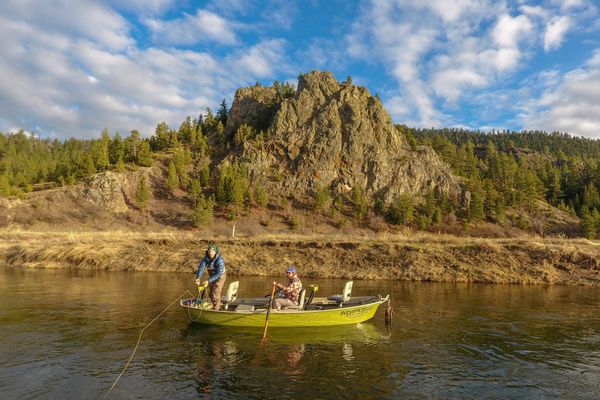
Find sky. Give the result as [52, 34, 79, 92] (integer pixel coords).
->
[0, 0, 599, 140]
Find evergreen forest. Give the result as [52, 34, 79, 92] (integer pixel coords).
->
[2, 90, 600, 238]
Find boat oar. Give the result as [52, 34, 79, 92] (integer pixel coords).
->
[262, 283, 277, 341]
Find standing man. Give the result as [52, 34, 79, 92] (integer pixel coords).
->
[195, 244, 226, 310]
[272, 266, 303, 310]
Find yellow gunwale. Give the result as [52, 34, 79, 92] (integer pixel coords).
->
[180, 295, 390, 327]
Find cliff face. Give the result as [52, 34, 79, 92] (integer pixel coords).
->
[228, 71, 461, 203]
[225, 86, 277, 137]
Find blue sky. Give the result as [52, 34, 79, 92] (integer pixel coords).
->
[0, 0, 599, 139]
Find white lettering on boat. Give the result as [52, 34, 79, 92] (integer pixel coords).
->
[340, 305, 373, 317]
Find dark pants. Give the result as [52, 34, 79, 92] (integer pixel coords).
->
[209, 274, 226, 310]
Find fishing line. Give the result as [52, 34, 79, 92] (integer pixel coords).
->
[103, 289, 194, 399]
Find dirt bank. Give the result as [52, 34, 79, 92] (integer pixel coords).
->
[2, 230, 599, 285]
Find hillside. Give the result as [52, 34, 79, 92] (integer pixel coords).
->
[0, 70, 592, 238]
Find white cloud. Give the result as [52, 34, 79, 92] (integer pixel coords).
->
[346, 0, 534, 125]
[543, 16, 571, 51]
[343, 0, 599, 133]
[0, 0, 133, 51]
[144, 9, 238, 46]
[260, 0, 298, 30]
[433, 65, 487, 101]
[0, 2, 291, 139]
[491, 14, 534, 49]
[520, 5, 549, 19]
[232, 39, 288, 78]
[521, 50, 600, 138]
[560, 0, 585, 11]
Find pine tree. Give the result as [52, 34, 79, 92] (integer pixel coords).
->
[135, 175, 150, 210]
[136, 141, 153, 167]
[313, 185, 331, 212]
[193, 193, 215, 227]
[579, 206, 597, 239]
[166, 160, 179, 189]
[178, 117, 193, 144]
[173, 146, 187, 189]
[82, 153, 96, 177]
[97, 141, 110, 171]
[387, 195, 414, 225]
[216, 99, 228, 126]
[351, 185, 368, 220]
[255, 184, 268, 208]
[89, 138, 109, 172]
[583, 183, 600, 211]
[234, 124, 253, 145]
[216, 161, 248, 206]
[115, 157, 126, 172]
[199, 163, 210, 187]
[468, 191, 485, 226]
[128, 130, 141, 162]
[152, 122, 170, 151]
[189, 178, 201, 202]
[195, 130, 208, 157]
[215, 121, 225, 145]
[109, 132, 125, 165]
[0, 175, 11, 197]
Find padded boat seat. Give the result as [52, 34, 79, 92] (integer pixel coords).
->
[327, 281, 353, 306]
[282, 287, 306, 310]
[221, 281, 239, 310]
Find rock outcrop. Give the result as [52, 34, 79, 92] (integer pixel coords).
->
[76, 172, 129, 212]
[225, 86, 277, 137]
[228, 70, 461, 204]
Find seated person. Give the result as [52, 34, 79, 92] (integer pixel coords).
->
[272, 266, 303, 310]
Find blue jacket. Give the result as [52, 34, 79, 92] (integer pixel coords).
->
[196, 251, 225, 283]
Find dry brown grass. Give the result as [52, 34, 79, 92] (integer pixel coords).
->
[2, 228, 600, 286]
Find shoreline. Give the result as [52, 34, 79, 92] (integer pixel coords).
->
[2, 230, 600, 286]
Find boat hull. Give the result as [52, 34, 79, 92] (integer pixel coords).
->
[180, 296, 389, 327]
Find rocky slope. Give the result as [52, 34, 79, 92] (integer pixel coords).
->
[227, 71, 462, 204]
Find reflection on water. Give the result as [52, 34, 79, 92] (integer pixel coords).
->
[2, 267, 600, 399]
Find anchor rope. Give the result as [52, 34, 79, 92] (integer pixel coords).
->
[103, 289, 194, 399]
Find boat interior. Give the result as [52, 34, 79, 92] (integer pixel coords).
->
[182, 280, 385, 312]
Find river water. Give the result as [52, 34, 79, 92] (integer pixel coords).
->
[1, 267, 600, 399]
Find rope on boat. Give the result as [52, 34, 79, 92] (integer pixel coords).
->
[103, 289, 194, 399]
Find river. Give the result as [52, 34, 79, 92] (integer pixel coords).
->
[1, 267, 600, 399]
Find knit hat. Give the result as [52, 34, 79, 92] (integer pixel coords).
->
[207, 244, 219, 253]
[286, 265, 297, 273]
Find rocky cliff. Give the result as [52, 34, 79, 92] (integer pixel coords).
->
[227, 71, 461, 204]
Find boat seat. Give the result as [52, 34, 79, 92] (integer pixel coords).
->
[221, 281, 239, 310]
[327, 281, 353, 307]
[234, 304, 255, 312]
[282, 287, 306, 310]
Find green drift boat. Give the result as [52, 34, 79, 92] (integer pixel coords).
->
[180, 281, 390, 328]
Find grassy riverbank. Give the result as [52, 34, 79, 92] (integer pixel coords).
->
[2, 229, 600, 285]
